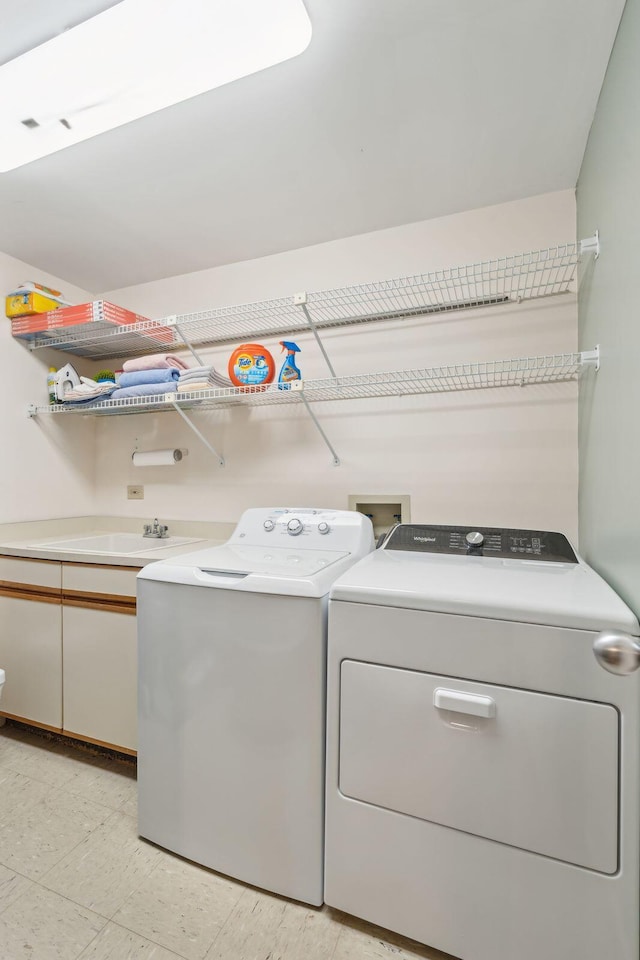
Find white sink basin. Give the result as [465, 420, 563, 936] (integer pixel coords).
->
[34, 533, 204, 555]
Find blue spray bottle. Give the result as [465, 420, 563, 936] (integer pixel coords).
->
[278, 341, 302, 389]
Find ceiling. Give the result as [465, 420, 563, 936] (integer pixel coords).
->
[0, 0, 626, 292]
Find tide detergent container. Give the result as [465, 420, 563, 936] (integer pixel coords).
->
[228, 343, 275, 387]
[278, 341, 302, 389]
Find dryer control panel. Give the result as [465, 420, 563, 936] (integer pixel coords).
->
[384, 524, 577, 562]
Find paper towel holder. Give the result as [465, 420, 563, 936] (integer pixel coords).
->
[132, 448, 188, 466]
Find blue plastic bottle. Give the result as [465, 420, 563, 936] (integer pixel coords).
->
[278, 341, 301, 389]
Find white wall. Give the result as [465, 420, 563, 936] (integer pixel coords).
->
[0, 253, 96, 523]
[577, 0, 640, 615]
[94, 190, 579, 537]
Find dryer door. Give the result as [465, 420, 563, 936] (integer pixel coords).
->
[339, 660, 619, 873]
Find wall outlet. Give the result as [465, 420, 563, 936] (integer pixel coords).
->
[348, 494, 411, 539]
[127, 485, 144, 500]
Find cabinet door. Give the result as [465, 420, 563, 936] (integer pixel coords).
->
[0, 592, 62, 727]
[62, 602, 137, 751]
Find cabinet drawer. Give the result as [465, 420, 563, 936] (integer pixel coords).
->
[62, 563, 141, 603]
[0, 556, 61, 592]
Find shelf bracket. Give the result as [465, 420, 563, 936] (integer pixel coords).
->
[166, 316, 206, 365]
[169, 398, 225, 466]
[27, 403, 38, 418]
[294, 387, 340, 466]
[293, 292, 337, 378]
[580, 231, 600, 260]
[580, 345, 600, 371]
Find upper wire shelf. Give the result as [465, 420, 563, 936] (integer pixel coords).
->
[23, 239, 594, 361]
[28, 350, 595, 419]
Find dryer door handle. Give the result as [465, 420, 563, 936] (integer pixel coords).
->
[433, 688, 496, 718]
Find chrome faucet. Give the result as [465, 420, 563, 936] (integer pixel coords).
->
[143, 518, 169, 539]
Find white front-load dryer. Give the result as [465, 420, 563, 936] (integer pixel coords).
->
[137, 507, 373, 906]
[325, 523, 640, 960]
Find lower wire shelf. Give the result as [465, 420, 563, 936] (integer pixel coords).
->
[28, 349, 598, 467]
[28, 350, 595, 419]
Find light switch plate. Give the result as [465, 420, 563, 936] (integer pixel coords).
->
[127, 485, 144, 500]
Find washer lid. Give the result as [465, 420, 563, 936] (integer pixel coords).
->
[137, 542, 354, 597]
[329, 549, 639, 633]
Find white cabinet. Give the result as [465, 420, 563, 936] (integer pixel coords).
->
[0, 555, 139, 753]
[62, 601, 137, 752]
[0, 591, 62, 728]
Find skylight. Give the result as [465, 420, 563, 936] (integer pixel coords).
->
[0, 0, 312, 172]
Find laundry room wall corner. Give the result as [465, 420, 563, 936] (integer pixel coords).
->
[577, 0, 640, 616]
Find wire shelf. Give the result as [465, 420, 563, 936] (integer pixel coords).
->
[24, 241, 584, 360]
[29, 351, 588, 418]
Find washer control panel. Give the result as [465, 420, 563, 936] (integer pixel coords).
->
[231, 508, 374, 555]
[385, 524, 577, 562]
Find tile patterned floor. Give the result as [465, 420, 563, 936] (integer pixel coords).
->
[0, 724, 455, 960]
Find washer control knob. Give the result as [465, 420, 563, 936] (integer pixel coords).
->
[318, 521, 330, 535]
[593, 631, 640, 675]
[263, 519, 275, 532]
[287, 518, 304, 536]
[465, 531, 484, 547]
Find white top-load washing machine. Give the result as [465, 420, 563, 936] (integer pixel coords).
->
[325, 523, 640, 960]
[137, 507, 373, 906]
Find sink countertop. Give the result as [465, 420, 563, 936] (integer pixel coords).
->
[0, 516, 234, 566]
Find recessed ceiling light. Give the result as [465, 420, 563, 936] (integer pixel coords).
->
[0, 0, 312, 172]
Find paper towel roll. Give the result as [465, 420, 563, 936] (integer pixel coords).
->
[132, 449, 183, 466]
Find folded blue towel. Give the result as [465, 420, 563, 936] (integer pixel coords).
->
[118, 368, 180, 388]
[110, 382, 178, 400]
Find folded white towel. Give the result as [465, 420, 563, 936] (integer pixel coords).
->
[179, 373, 213, 383]
[179, 367, 232, 388]
[81, 376, 115, 388]
[179, 365, 212, 378]
[177, 381, 213, 393]
[63, 379, 117, 402]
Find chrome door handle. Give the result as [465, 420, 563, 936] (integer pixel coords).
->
[593, 631, 640, 675]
